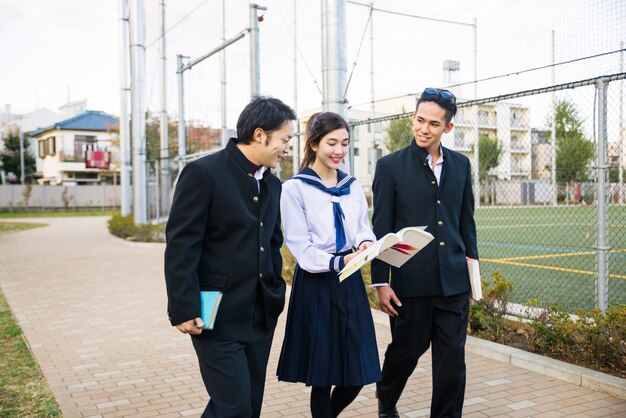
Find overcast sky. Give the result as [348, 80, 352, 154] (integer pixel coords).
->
[1, 0, 624, 131]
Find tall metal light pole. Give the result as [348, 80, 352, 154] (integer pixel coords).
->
[322, 0, 348, 172]
[291, 0, 300, 175]
[220, 0, 228, 147]
[249, 4, 267, 98]
[118, 0, 132, 216]
[322, 0, 348, 121]
[129, 0, 147, 224]
[159, 0, 170, 216]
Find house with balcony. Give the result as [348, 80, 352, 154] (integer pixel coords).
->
[31, 111, 119, 185]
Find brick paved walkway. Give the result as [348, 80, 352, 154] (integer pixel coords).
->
[0, 217, 624, 417]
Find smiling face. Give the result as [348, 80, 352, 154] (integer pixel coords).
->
[412, 101, 454, 154]
[310, 128, 350, 172]
[253, 121, 294, 168]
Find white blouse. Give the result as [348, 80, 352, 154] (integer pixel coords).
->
[280, 177, 375, 273]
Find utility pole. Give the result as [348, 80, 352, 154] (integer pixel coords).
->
[249, 4, 267, 98]
[130, 0, 147, 224]
[159, 0, 170, 217]
[118, 0, 132, 216]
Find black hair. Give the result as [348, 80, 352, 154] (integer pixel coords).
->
[234, 96, 297, 144]
[416, 91, 457, 124]
[300, 112, 350, 170]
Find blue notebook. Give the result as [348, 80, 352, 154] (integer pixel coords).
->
[200, 291, 223, 330]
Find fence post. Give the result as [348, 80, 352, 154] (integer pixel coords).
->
[473, 105, 480, 207]
[595, 78, 609, 313]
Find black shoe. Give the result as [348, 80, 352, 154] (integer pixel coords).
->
[378, 400, 399, 418]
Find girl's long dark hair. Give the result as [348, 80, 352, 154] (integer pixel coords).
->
[300, 112, 350, 171]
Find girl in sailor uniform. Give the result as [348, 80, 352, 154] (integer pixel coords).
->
[277, 112, 381, 418]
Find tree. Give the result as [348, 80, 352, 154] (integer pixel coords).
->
[144, 112, 220, 161]
[477, 135, 502, 182]
[549, 100, 594, 183]
[0, 131, 36, 184]
[476, 135, 502, 204]
[384, 111, 413, 153]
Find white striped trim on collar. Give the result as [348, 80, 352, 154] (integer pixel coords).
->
[293, 173, 354, 187]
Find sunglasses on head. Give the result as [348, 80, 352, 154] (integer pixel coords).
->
[421, 87, 456, 104]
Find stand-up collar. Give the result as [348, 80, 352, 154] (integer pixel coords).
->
[226, 138, 268, 177]
[410, 139, 446, 162]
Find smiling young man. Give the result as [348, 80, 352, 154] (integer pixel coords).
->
[371, 88, 478, 418]
[165, 96, 296, 418]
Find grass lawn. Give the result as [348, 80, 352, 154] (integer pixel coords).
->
[0, 221, 60, 416]
[0, 210, 115, 219]
[0, 222, 48, 234]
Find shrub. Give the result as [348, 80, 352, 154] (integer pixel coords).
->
[469, 270, 515, 344]
[107, 213, 137, 239]
[106, 213, 165, 243]
[528, 304, 626, 375]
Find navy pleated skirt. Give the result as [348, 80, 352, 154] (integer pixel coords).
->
[276, 265, 381, 387]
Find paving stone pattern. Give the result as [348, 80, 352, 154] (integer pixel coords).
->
[0, 217, 624, 417]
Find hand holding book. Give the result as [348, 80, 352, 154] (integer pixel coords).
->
[338, 226, 434, 281]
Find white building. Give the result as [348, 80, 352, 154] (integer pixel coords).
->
[450, 102, 532, 180]
[31, 110, 120, 185]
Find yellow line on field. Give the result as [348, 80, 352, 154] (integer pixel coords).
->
[480, 258, 626, 279]
[497, 248, 626, 262]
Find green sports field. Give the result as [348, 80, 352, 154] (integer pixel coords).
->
[475, 205, 626, 311]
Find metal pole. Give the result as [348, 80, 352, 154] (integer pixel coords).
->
[291, 0, 299, 175]
[368, 1, 375, 181]
[18, 130, 25, 184]
[154, 158, 162, 222]
[595, 78, 609, 313]
[221, 0, 228, 148]
[322, 0, 348, 120]
[118, 0, 132, 216]
[159, 0, 170, 216]
[130, 0, 147, 224]
[619, 41, 624, 204]
[177, 54, 187, 173]
[323, 0, 349, 172]
[473, 17, 480, 207]
[249, 4, 267, 98]
[551, 30, 558, 205]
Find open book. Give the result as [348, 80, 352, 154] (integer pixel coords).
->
[466, 257, 483, 301]
[338, 226, 434, 281]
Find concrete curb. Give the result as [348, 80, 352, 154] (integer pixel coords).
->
[372, 308, 626, 400]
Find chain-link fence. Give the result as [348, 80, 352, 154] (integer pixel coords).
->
[349, 73, 626, 314]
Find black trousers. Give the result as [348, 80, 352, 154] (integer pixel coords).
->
[191, 329, 274, 418]
[377, 292, 469, 418]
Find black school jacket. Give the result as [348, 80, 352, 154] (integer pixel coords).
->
[371, 140, 478, 297]
[164, 139, 285, 342]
